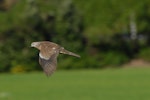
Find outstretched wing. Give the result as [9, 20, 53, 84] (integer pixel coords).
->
[39, 52, 59, 76]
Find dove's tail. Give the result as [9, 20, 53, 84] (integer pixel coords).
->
[60, 49, 80, 58]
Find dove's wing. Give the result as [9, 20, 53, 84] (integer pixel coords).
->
[39, 43, 60, 76]
[39, 52, 59, 76]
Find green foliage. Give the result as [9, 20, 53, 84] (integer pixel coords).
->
[100, 51, 129, 67]
[10, 65, 27, 73]
[0, 0, 150, 72]
[0, 0, 85, 72]
[58, 54, 101, 69]
[138, 47, 150, 61]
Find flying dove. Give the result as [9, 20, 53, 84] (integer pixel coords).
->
[31, 41, 80, 76]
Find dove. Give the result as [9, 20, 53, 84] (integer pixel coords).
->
[31, 41, 80, 76]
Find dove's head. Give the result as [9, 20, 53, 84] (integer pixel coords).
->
[31, 42, 41, 50]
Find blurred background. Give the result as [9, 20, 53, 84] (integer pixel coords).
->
[1, 0, 150, 100]
[0, 0, 150, 72]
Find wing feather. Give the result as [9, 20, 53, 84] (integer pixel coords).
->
[39, 52, 58, 76]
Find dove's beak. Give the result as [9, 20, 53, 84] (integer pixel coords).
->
[31, 42, 40, 48]
[31, 43, 34, 47]
[31, 42, 36, 47]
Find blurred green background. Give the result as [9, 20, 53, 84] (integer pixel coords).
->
[1, 0, 150, 100]
[1, 68, 150, 100]
[0, 0, 150, 72]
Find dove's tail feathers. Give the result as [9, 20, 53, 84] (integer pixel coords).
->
[60, 49, 80, 58]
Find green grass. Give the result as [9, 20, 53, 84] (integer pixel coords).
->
[1, 68, 150, 100]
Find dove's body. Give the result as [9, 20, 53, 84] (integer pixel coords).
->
[31, 41, 80, 76]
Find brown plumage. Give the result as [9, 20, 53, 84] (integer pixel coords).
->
[31, 41, 80, 76]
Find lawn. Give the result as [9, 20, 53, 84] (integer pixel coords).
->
[0, 68, 150, 100]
